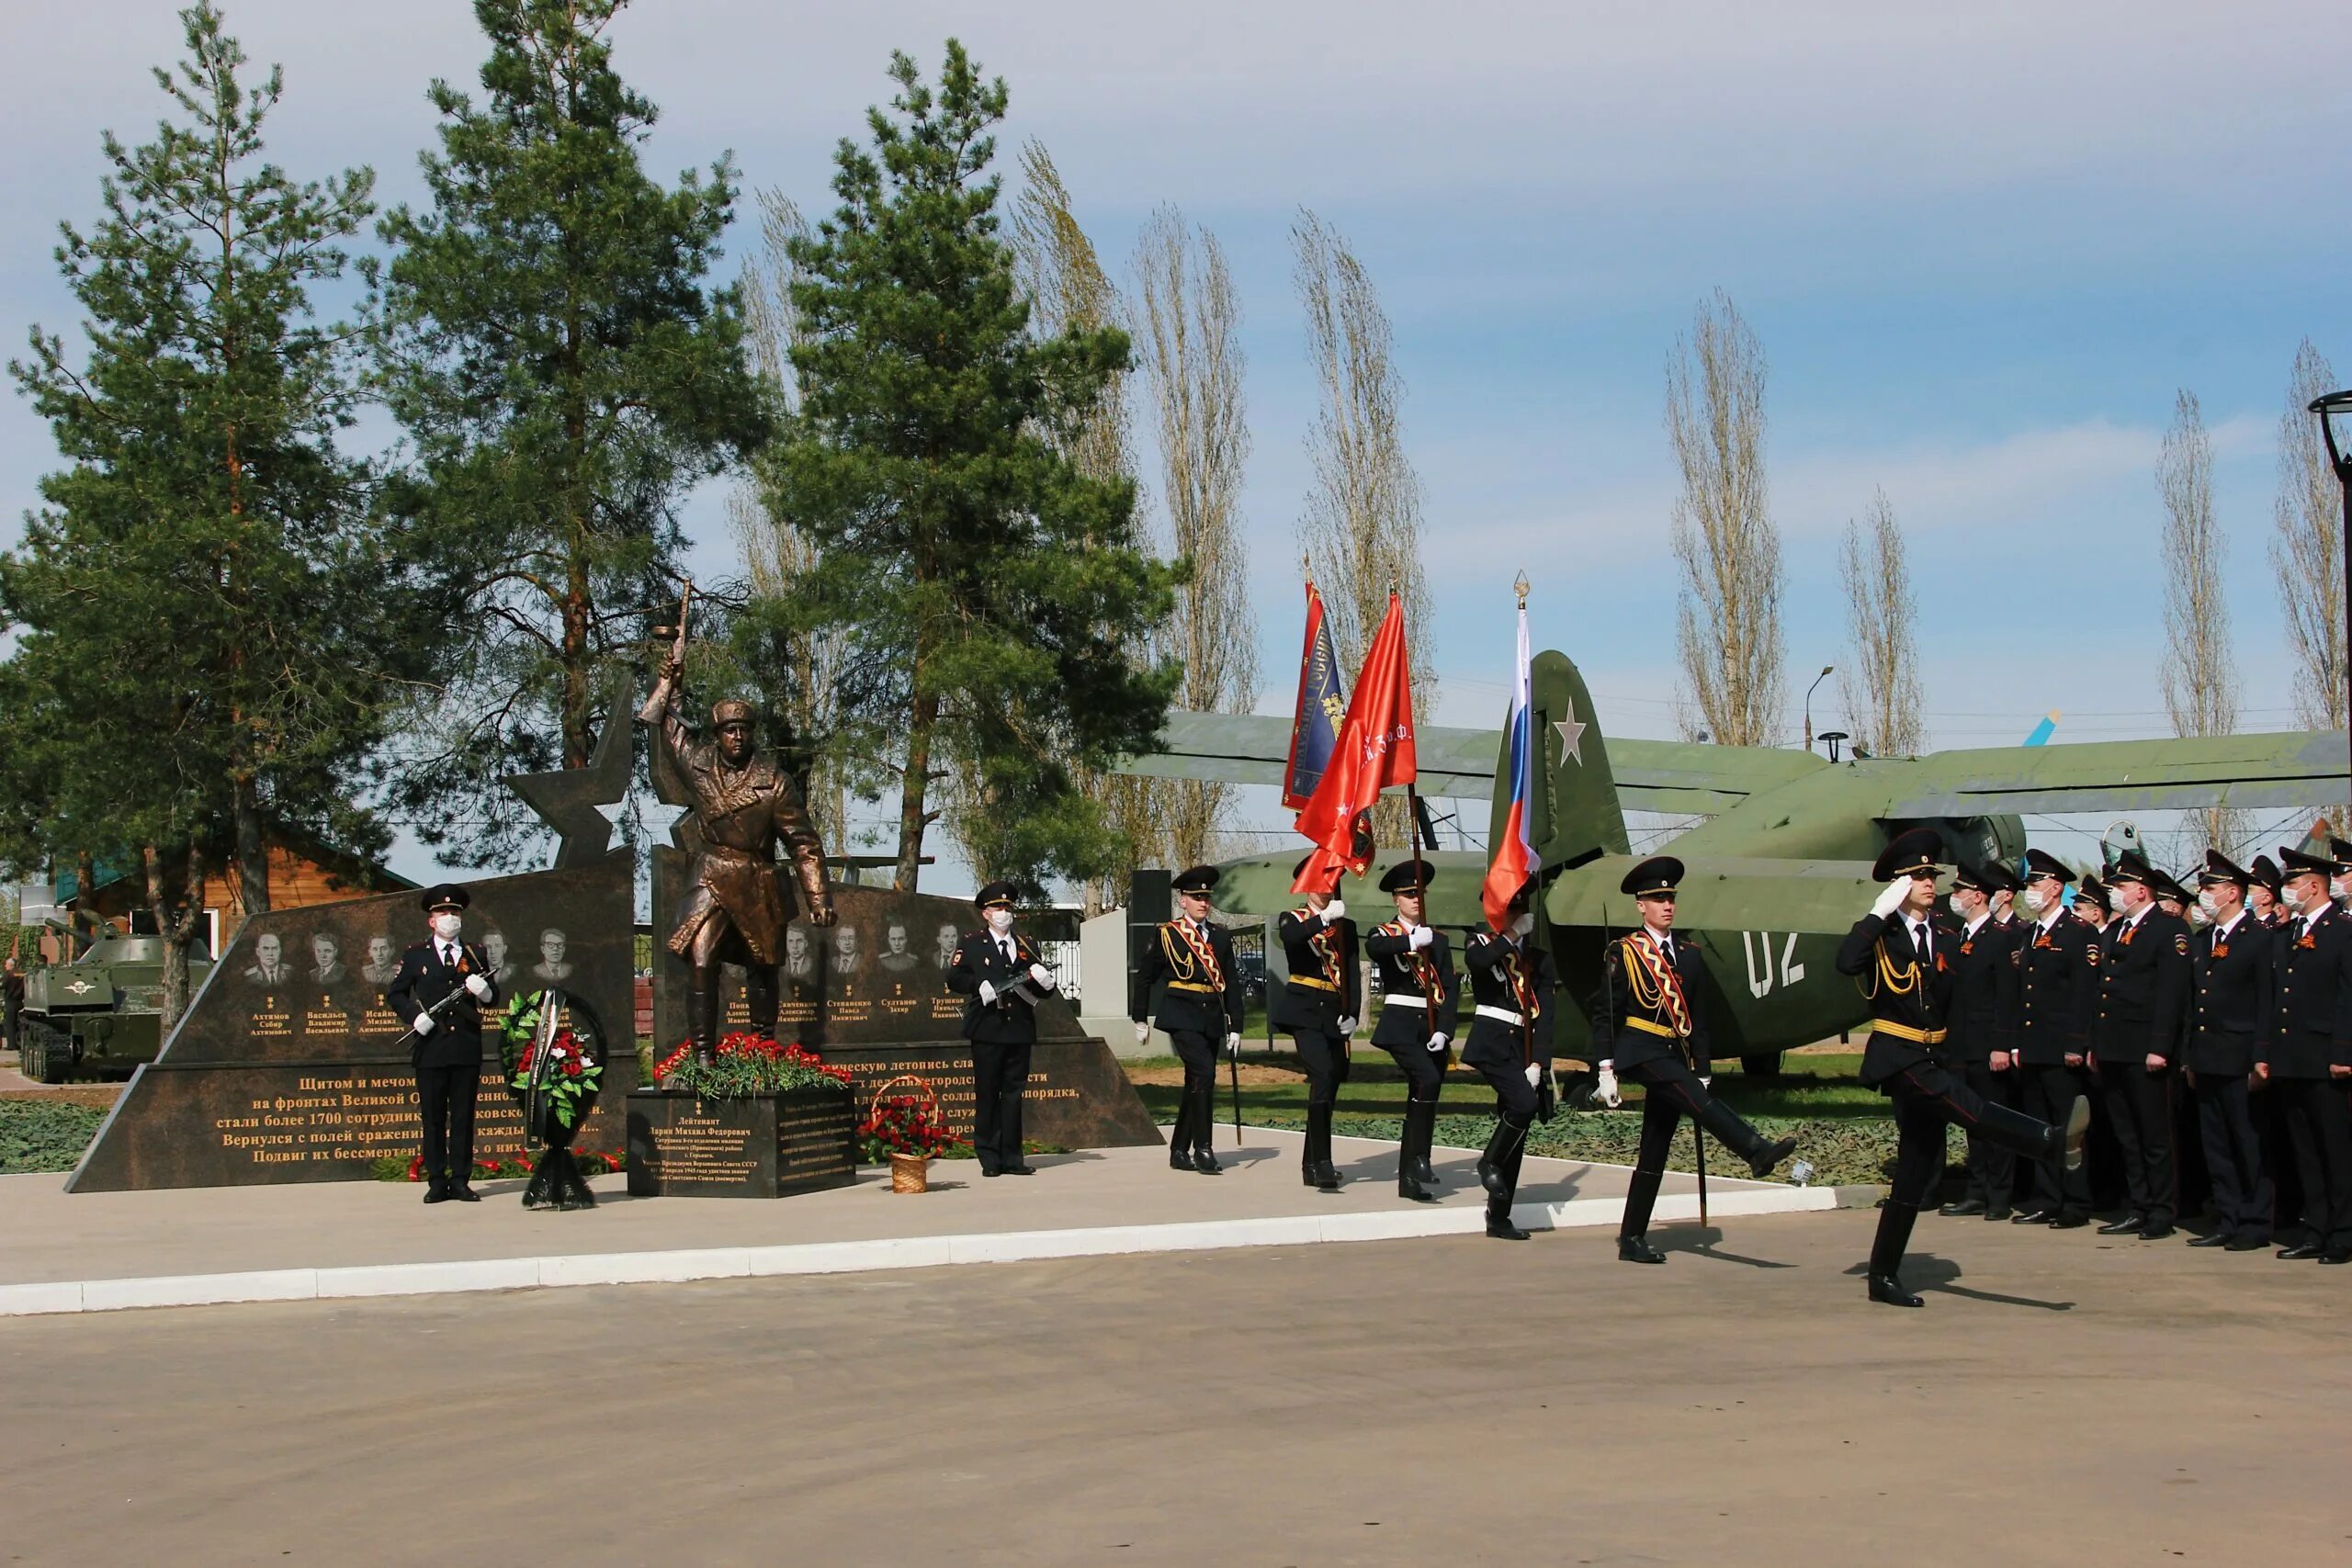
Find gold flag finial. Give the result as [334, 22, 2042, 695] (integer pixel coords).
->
[1513, 572, 1530, 610]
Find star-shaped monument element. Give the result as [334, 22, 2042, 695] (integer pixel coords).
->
[504, 673, 636, 869]
[1555, 707, 1589, 767]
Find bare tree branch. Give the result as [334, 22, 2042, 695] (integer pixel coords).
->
[2159, 389, 2244, 856]
[1837, 487, 1923, 757]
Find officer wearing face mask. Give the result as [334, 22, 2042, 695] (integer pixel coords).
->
[2259, 845, 2352, 1263]
[2185, 852, 2273, 1250]
[945, 882, 1051, 1178]
[384, 885, 499, 1204]
[2009, 848, 2101, 1228]
[1590, 857, 1797, 1264]
[1939, 862, 2026, 1219]
[2090, 852, 2192, 1240]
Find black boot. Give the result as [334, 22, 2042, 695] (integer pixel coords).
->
[1618, 1234, 1666, 1264]
[1479, 1114, 1526, 1196]
[1306, 1103, 1340, 1189]
[1867, 1199, 1925, 1306]
[1193, 1145, 1222, 1175]
[1622, 1165, 1664, 1243]
[1398, 1168, 1438, 1202]
[1697, 1098, 1796, 1178]
[1408, 1098, 1440, 1185]
[1972, 1099, 2073, 1166]
[1486, 1199, 1530, 1240]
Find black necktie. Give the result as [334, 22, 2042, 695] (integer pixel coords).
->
[1913, 923, 1930, 965]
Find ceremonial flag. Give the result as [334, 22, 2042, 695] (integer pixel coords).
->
[1282, 580, 1347, 811]
[1293, 592, 1417, 889]
[1480, 597, 1541, 931]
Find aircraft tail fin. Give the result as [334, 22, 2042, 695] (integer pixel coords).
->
[1487, 649, 1630, 873]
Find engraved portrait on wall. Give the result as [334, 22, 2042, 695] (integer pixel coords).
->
[244, 931, 294, 987]
[359, 933, 399, 987]
[530, 927, 573, 984]
[307, 931, 347, 985]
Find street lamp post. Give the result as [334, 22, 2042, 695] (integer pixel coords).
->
[1804, 665, 1835, 754]
[2309, 392, 2352, 750]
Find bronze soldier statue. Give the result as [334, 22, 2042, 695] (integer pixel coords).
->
[641, 616, 836, 1076]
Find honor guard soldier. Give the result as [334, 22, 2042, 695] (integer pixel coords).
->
[944, 883, 1054, 1178]
[2089, 852, 2191, 1239]
[1364, 859, 1458, 1201]
[2259, 846, 2352, 1262]
[1461, 878, 1558, 1240]
[2010, 849, 2101, 1227]
[2185, 852, 2273, 1249]
[1131, 866, 1246, 1174]
[1939, 862, 2025, 1219]
[385, 885, 501, 1204]
[1276, 855, 1362, 1190]
[1591, 857, 1797, 1264]
[1839, 831, 2087, 1305]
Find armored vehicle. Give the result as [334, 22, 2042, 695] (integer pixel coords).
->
[17, 932, 213, 1083]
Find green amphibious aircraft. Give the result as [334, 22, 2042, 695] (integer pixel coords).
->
[1119, 649, 2350, 1077]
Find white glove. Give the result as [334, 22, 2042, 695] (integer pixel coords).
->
[1595, 1066, 1623, 1108]
[979, 980, 998, 1006]
[1133, 1021, 1151, 1045]
[1700, 1075, 1713, 1089]
[464, 974, 492, 1000]
[1427, 1032, 1448, 1053]
[1029, 963, 1054, 989]
[413, 1013, 435, 1036]
[1321, 899, 1347, 924]
[1523, 1062, 1542, 1088]
[1408, 924, 1434, 950]
[1225, 1031, 1242, 1056]
[1338, 1016, 1357, 1036]
[1871, 881, 1909, 919]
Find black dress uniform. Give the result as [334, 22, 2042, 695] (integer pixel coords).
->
[2185, 853, 2272, 1248]
[1590, 857, 1796, 1265]
[1461, 883, 1557, 1240]
[1838, 832, 2082, 1306]
[2091, 853, 2192, 1237]
[1274, 855, 1361, 1190]
[2262, 847, 2352, 1261]
[1364, 859, 1458, 1202]
[1130, 866, 1247, 1174]
[1941, 862, 2025, 1217]
[2011, 851, 2102, 1224]
[383, 885, 501, 1202]
[944, 882, 1047, 1178]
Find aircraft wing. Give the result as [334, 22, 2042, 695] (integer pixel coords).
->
[1543, 854, 1879, 937]
[1877, 730, 2350, 818]
[1120, 712, 1826, 811]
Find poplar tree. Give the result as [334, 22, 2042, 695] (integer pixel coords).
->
[377, 0, 767, 865]
[763, 41, 1179, 895]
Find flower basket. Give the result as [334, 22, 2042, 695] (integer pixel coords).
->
[864, 1073, 955, 1193]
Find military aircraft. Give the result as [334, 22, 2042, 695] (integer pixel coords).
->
[1120, 648, 2349, 1077]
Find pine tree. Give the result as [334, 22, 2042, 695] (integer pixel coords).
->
[1, 2, 413, 1022]
[376, 0, 767, 865]
[763, 41, 1179, 895]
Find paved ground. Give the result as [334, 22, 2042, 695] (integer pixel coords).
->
[0, 1130, 1789, 1290]
[5, 1208, 2346, 1566]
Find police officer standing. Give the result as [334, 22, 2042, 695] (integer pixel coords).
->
[1364, 859, 1457, 1202]
[2184, 852, 2272, 1249]
[1839, 831, 2088, 1305]
[2091, 852, 2191, 1239]
[1591, 857, 1798, 1264]
[2249, 856, 2286, 928]
[2010, 849, 2101, 1228]
[1275, 856, 1361, 1191]
[1131, 866, 1246, 1175]
[1939, 862, 2024, 1219]
[2261, 846, 2352, 1262]
[384, 886, 500, 1204]
[944, 883, 1053, 1178]
[1461, 878, 1556, 1240]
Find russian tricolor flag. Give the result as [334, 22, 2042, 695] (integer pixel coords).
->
[1480, 598, 1540, 931]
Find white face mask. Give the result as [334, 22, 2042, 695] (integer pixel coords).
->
[2195, 890, 2220, 919]
[431, 913, 462, 941]
[2284, 885, 2310, 914]
[2022, 887, 2051, 915]
[986, 908, 1014, 936]
[2334, 876, 2351, 901]
[1946, 894, 1967, 918]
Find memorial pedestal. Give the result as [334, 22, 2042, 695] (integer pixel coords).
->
[626, 1088, 859, 1199]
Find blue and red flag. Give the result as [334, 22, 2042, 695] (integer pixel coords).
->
[1282, 580, 1347, 812]
[1480, 598, 1541, 931]
[1293, 592, 1417, 890]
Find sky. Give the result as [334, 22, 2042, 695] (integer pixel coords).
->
[6, 0, 2349, 890]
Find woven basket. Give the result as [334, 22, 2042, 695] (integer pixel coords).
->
[869, 1074, 945, 1195]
